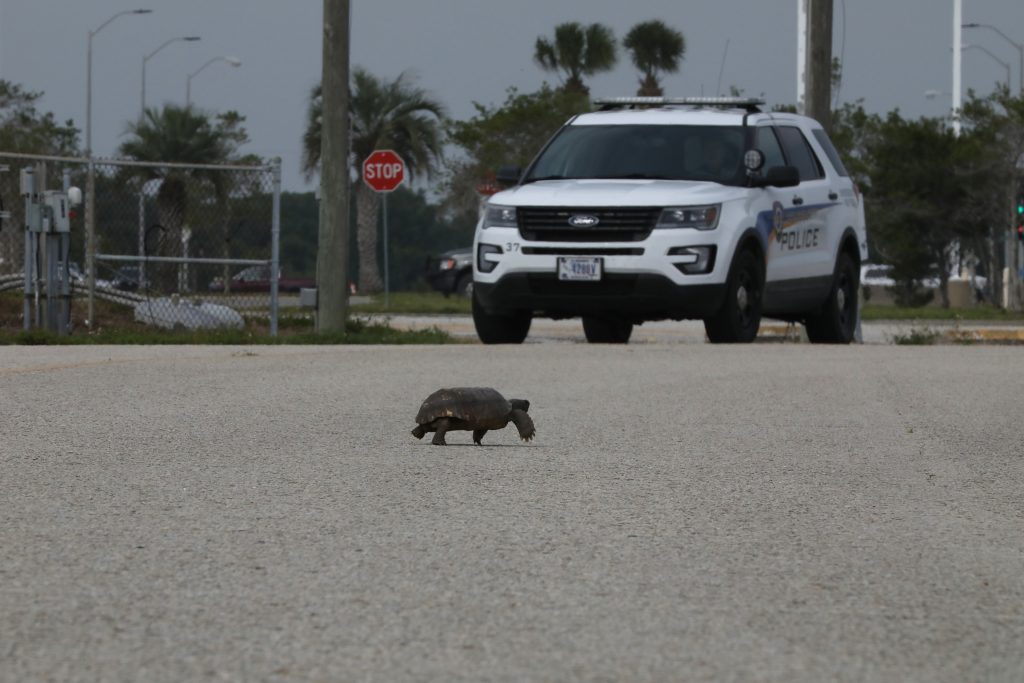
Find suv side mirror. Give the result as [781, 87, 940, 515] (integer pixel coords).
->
[496, 166, 522, 185]
[754, 165, 800, 188]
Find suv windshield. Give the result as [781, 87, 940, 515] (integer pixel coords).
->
[525, 124, 746, 186]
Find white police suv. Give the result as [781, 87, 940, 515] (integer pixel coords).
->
[472, 97, 868, 344]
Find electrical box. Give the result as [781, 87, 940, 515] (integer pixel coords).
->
[20, 168, 36, 197]
[44, 192, 71, 233]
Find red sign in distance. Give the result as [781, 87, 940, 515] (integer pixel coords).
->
[363, 150, 406, 193]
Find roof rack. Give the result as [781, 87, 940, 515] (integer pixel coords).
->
[593, 96, 765, 113]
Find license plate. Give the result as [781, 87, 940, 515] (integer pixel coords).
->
[557, 257, 603, 281]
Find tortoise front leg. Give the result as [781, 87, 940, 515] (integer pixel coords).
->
[510, 409, 535, 442]
[411, 424, 426, 439]
[431, 418, 451, 446]
[472, 429, 488, 445]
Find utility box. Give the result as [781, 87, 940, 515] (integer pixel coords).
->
[44, 192, 73, 233]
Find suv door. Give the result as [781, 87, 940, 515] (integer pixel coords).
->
[771, 125, 835, 282]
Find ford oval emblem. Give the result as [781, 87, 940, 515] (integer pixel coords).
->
[568, 214, 600, 228]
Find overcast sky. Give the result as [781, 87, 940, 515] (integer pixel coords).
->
[2, 0, 1023, 191]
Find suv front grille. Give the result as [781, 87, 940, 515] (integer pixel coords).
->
[518, 207, 660, 242]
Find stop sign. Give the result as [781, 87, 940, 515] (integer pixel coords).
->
[363, 150, 406, 193]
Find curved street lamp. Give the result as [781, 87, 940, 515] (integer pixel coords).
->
[963, 43, 1013, 91]
[85, 8, 152, 330]
[962, 23, 1023, 94]
[185, 56, 242, 107]
[86, 9, 152, 157]
[142, 36, 201, 116]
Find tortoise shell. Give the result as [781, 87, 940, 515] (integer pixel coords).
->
[415, 387, 511, 425]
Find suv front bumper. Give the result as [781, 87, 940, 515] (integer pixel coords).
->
[475, 272, 726, 321]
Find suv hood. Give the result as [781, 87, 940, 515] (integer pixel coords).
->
[491, 179, 749, 207]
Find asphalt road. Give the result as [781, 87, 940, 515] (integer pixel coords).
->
[2, 344, 1023, 682]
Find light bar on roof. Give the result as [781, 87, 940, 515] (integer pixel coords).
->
[593, 96, 766, 107]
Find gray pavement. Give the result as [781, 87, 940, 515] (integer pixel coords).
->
[2, 344, 1023, 682]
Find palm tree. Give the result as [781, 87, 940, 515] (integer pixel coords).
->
[119, 105, 248, 291]
[534, 22, 617, 96]
[623, 20, 686, 97]
[302, 68, 444, 293]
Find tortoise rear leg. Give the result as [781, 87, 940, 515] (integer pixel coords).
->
[432, 418, 451, 446]
[472, 429, 488, 445]
[510, 409, 535, 442]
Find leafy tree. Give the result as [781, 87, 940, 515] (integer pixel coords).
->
[118, 105, 250, 290]
[302, 69, 444, 293]
[0, 80, 79, 155]
[444, 85, 590, 227]
[534, 23, 617, 95]
[862, 112, 985, 307]
[622, 20, 685, 97]
[829, 100, 880, 191]
[961, 87, 1024, 307]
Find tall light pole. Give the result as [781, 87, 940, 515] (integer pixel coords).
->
[963, 44, 1013, 91]
[85, 8, 151, 329]
[185, 57, 242, 107]
[953, 0, 962, 136]
[142, 36, 201, 117]
[963, 22, 1024, 94]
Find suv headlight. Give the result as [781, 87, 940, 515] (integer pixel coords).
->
[655, 204, 720, 230]
[483, 205, 517, 228]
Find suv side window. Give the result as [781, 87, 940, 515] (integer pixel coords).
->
[755, 127, 786, 169]
[811, 129, 850, 177]
[777, 126, 824, 181]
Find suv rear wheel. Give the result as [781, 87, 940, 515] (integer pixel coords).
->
[472, 292, 531, 344]
[582, 317, 633, 344]
[805, 252, 858, 344]
[704, 249, 763, 343]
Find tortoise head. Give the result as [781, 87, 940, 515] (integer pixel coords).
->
[510, 399, 530, 412]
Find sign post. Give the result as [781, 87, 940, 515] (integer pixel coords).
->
[362, 150, 405, 307]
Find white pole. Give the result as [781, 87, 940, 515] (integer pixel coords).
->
[797, 0, 808, 114]
[953, 0, 962, 136]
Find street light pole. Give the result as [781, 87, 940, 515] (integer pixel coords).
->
[963, 22, 1024, 94]
[953, 0, 962, 136]
[963, 44, 1012, 91]
[85, 8, 151, 329]
[185, 56, 242, 107]
[142, 36, 201, 117]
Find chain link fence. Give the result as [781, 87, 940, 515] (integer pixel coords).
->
[0, 152, 285, 335]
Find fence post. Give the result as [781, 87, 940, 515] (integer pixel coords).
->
[270, 157, 281, 337]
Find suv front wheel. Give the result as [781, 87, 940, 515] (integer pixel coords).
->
[704, 249, 764, 344]
[472, 292, 531, 344]
[805, 252, 858, 344]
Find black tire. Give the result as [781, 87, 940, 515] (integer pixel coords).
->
[455, 272, 473, 298]
[582, 317, 633, 344]
[805, 252, 859, 344]
[472, 291, 531, 344]
[704, 249, 764, 343]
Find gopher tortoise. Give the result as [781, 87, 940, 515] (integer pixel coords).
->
[412, 387, 535, 446]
